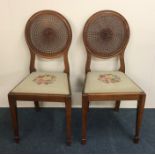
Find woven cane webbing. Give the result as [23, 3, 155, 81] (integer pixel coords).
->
[26, 11, 71, 55]
[84, 11, 129, 57]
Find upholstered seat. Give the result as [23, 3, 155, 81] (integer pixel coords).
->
[12, 72, 69, 95]
[84, 71, 142, 94]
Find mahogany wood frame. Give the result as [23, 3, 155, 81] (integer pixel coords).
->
[82, 10, 146, 144]
[8, 10, 72, 145]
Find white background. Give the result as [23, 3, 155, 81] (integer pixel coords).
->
[0, 0, 155, 108]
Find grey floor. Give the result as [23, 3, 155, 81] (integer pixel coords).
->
[0, 108, 155, 153]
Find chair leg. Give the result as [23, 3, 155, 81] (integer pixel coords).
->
[82, 95, 89, 144]
[86, 102, 90, 112]
[8, 95, 19, 143]
[134, 94, 146, 144]
[34, 101, 40, 111]
[65, 96, 72, 145]
[114, 100, 121, 112]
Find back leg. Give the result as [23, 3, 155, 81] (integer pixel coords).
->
[86, 102, 90, 112]
[114, 100, 121, 112]
[34, 101, 40, 111]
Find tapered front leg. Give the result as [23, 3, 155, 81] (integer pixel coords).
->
[134, 94, 146, 143]
[82, 94, 89, 144]
[114, 100, 121, 112]
[34, 101, 40, 111]
[8, 94, 19, 143]
[65, 96, 72, 145]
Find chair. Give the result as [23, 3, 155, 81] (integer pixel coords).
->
[82, 10, 146, 144]
[8, 10, 72, 145]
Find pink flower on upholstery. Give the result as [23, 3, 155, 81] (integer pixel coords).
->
[33, 74, 56, 85]
[98, 74, 121, 84]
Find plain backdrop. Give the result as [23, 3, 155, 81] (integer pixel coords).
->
[0, 0, 155, 108]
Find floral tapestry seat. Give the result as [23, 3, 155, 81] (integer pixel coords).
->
[84, 71, 143, 94]
[12, 72, 69, 95]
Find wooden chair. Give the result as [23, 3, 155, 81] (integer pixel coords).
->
[8, 10, 72, 145]
[82, 10, 146, 144]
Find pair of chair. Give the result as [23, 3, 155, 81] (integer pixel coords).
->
[8, 10, 146, 145]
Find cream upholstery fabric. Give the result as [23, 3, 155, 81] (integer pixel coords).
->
[84, 71, 143, 94]
[12, 72, 69, 95]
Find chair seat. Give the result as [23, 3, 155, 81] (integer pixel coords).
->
[84, 71, 143, 94]
[12, 72, 69, 95]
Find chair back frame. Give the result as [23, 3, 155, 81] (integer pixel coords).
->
[25, 10, 72, 74]
[83, 10, 130, 73]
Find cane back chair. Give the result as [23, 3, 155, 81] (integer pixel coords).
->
[82, 10, 146, 144]
[8, 10, 72, 145]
